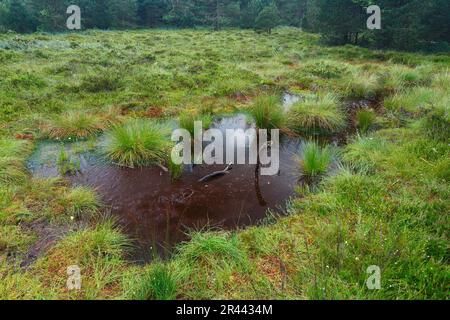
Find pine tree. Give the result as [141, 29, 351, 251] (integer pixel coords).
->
[254, 2, 280, 33]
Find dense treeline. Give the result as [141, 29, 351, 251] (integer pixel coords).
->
[0, 0, 449, 51]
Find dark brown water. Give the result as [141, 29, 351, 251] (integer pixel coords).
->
[28, 109, 335, 262]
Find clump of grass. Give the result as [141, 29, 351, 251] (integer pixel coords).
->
[384, 87, 438, 114]
[0, 225, 36, 255]
[178, 111, 212, 137]
[134, 264, 177, 300]
[168, 157, 183, 181]
[422, 104, 450, 142]
[0, 138, 31, 158]
[79, 72, 122, 92]
[250, 95, 285, 129]
[431, 71, 450, 91]
[0, 138, 31, 185]
[378, 65, 423, 94]
[57, 146, 80, 175]
[288, 93, 346, 134]
[343, 72, 379, 100]
[61, 186, 100, 218]
[343, 135, 391, 172]
[105, 119, 170, 168]
[176, 232, 245, 265]
[0, 157, 27, 185]
[46, 111, 105, 140]
[355, 109, 376, 133]
[299, 142, 334, 178]
[302, 59, 350, 79]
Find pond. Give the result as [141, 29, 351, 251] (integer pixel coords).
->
[28, 94, 342, 262]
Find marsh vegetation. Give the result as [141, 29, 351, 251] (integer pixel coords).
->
[0, 27, 448, 300]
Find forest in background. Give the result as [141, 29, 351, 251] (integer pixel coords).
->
[0, 0, 449, 52]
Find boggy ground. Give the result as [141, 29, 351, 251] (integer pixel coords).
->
[0, 28, 449, 299]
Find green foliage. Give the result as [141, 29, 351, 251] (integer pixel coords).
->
[356, 109, 376, 133]
[134, 264, 177, 300]
[422, 104, 450, 142]
[251, 95, 285, 129]
[46, 112, 104, 140]
[79, 72, 123, 93]
[168, 157, 183, 181]
[105, 119, 170, 168]
[299, 141, 334, 177]
[57, 146, 80, 175]
[0, 27, 448, 300]
[288, 93, 346, 134]
[254, 3, 281, 33]
[0, 138, 30, 187]
[343, 135, 391, 172]
[378, 66, 424, 94]
[384, 87, 439, 114]
[176, 232, 245, 265]
[61, 186, 100, 218]
[343, 72, 379, 100]
[302, 59, 350, 79]
[178, 112, 212, 137]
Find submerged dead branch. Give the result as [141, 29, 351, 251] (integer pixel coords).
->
[198, 163, 233, 182]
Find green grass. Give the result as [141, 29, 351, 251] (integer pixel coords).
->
[0, 28, 448, 300]
[301, 59, 351, 79]
[343, 72, 379, 100]
[57, 145, 80, 175]
[168, 157, 183, 181]
[133, 264, 177, 300]
[178, 111, 212, 137]
[250, 95, 285, 129]
[378, 65, 425, 94]
[384, 87, 439, 114]
[45, 111, 105, 140]
[0, 157, 28, 185]
[356, 109, 376, 133]
[288, 93, 346, 134]
[422, 103, 450, 142]
[342, 135, 392, 173]
[0, 138, 31, 185]
[60, 186, 100, 219]
[105, 119, 170, 168]
[299, 142, 334, 177]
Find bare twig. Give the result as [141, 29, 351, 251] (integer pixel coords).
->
[198, 163, 233, 182]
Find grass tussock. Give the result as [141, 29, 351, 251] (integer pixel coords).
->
[105, 119, 170, 168]
[299, 142, 334, 178]
[45, 111, 106, 140]
[301, 59, 351, 79]
[178, 111, 212, 136]
[384, 87, 439, 114]
[288, 93, 346, 134]
[356, 109, 376, 133]
[60, 186, 100, 219]
[422, 103, 450, 142]
[343, 135, 391, 172]
[378, 65, 425, 94]
[250, 95, 285, 129]
[0, 138, 31, 185]
[30, 220, 130, 299]
[343, 72, 379, 100]
[132, 264, 177, 300]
